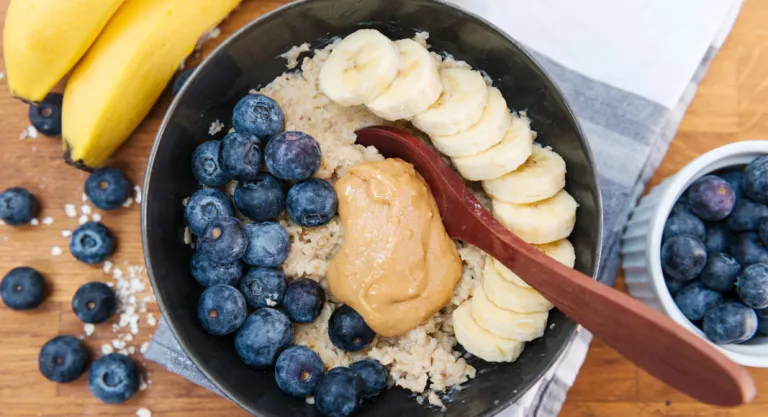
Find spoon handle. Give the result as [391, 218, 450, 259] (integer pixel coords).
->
[354, 126, 755, 406]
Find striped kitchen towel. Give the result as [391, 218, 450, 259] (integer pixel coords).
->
[146, 0, 744, 415]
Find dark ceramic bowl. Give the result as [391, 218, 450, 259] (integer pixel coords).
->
[142, 0, 603, 415]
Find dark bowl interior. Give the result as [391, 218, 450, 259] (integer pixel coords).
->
[142, 0, 603, 416]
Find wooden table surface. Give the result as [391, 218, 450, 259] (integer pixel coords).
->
[0, 0, 767, 416]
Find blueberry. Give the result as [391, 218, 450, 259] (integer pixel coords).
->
[190, 251, 244, 288]
[328, 305, 375, 352]
[232, 94, 285, 139]
[239, 267, 287, 309]
[287, 179, 338, 228]
[197, 284, 247, 336]
[758, 218, 768, 247]
[349, 359, 387, 398]
[275, 345, 325, 398]
[38, 336, 88, 383]
[192, 140, 231, 187]
[242, 222, 290, 267]
[0, 187, 38, 226]
[726, 199, 768, 232]
[219, 132, 263, 182]
[660, 235, 707, 281]
[736, 263, 768, 309]
[235, 308, 293, 368]
[730, 233, 768, 266]
[88, 353, 140, 404]
[674, 281, 723, 321]
[172, 68, 195, 97]
[665, 276, 687, 296]
[184, 188, 235, 236]
[265, 131, 322, 181]
[283, 278, 326, 324]
[702, 303, 757, 344]
[314, 367, 363, 417]
[699, 253, 740, 292]
[704, 222, 733, 253]
[28, 93, 63, 136]
[72, 282, 117, 324]
[756, 308, 768, 335]
[69, 222, 116, 265]
[234, 173, 286, 221]
[742, 156, 768, 204]
[671, 193, 691, 215]
[662, 211, 705, 242]
[719, 170, 743, 201]
[84, 168, 132, 210]
[1, 267, 46, 310]
[196, 216, 248, 265]
[687, 175, 736, 221]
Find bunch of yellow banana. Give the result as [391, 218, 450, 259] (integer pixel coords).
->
[3, 0, 242, 169]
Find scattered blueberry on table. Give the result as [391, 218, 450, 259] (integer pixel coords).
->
[662, 159, 768, 345]
[84, 167, 132, 210]
[219, 132, 263, 182]
[192, 140, 231, 187]
[1, 266, 46, 311]
[265, 131, 322, 181]
[232, 94, 285, 139]
[88, 353, 141, 404]
[314, 367, 363, 417]
[239, 267, 287, 309]
[235, 308, 294, 368]
[242, 221, 290, 267]
[69, 222, 116, 265]
[196, 216, 248, 265]
[71, 282, 117, 324]
[282, 278, 326, 324]
[286, 179, 338, 228]
[0, 187, 38, 226]
[38, 336, 89, 383]
[349, 359, 388, 398]
[197, 284, 248, 336]
[184, 188, 236, 236]
[275, 345, 325, 398]
[190, 251, 244, 288]
[234, 173, 286, 221]
[329, 305, 376, 352]
[28, 93, 63, 136]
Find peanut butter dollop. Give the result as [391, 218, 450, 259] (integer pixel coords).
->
[327, 158, 462, 337]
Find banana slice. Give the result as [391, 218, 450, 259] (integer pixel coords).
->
[450, 115, 535, 181]
[452, 301, 525, 363]
[492, 239, 576, 288]
[483, 144, 567, 204]
[430, 87, 511, 157]
[492, 190, 578, 244]
[482, 257, 553, 313]
[470, 284, 548, 341]
[411, 68, 488, 137]
[319, 29, 400, 106]
[365, 39, 442, 121]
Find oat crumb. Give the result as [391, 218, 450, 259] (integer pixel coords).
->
[103, 260, 113, 273]
[101, 344, 114, 355]
[147, 313, 157, 327]
[280, 42, 311, 69]
[81, 193, 88, 203]
[92, 213, 102, 222]
[30, 218, 39, 226]
[134, 185, 142, 204]
[140, 342, 150, 354]
[78, 215, 89, 225]
[0, 72, 4, 81]
[42, 216, 54, 225]
[84, 323, 95, 337]
[209, 120, 225, 136]
[64, 204, 77, 218]
[123, 198, 133, 208]
[61, 230, 72, 237]
[80, 205, 92, 215]
[266, 299, 277, 307]
[305, 396, 315, 405]
[19, 125, 38, 140]
[51, 246, 62, 256]
[136, 408, 152, 417]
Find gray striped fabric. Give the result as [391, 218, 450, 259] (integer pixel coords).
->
[145, 17, 734, 417]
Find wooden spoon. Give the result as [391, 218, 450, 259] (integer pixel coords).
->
[355, 125, 756, 407]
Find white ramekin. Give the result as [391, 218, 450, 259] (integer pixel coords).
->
[620, 140, 768, 368]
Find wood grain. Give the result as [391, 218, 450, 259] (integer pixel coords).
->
[0, 0, 767, 416]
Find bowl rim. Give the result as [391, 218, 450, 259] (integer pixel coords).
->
[646, 140, 768, 367]
[141, 0, 604, 414]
